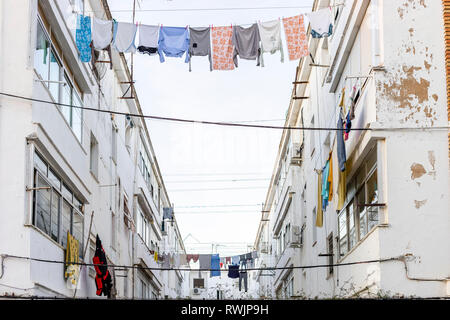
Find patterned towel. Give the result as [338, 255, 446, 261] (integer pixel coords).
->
[283, 15, 309, 61]
[211, 26, 234, 70]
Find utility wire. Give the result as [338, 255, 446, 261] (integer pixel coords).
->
[165, 178, 270, 183]
[2, 92, 448, 132]
[87, 5, 314, 13]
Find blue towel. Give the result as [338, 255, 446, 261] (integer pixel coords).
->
[210, 254, 221, 277]
[76, 15, 91, 62]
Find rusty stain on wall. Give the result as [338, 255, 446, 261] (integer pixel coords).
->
[414, 199, 427, 209]
[411, 163, 427, 180]
[398, 0, 428, 19]
[382, 66, 429, 110]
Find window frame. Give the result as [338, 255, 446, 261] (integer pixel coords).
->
[34, 15, 84, 143]
[32, 150, 84, 257]
[338, 148, 379, 258]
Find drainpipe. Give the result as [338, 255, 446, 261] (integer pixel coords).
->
[371, 0, 383, 68]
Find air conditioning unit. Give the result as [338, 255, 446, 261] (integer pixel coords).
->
[260, 241, 269, 254]
[290, 143, 303, 166]
[191, 288, 203, 295]
[289, 225, 302, 247]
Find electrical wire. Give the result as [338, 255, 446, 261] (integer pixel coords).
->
[169, 186, 267, 192]
[2, 92, 448, 132]
[87, 5, 315, 13]
[165, 178, 270, 183]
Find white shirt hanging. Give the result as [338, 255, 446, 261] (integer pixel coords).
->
[258, 19, 284, 67]
[113, 22, 137, 53]
[92, 17, 113, 50]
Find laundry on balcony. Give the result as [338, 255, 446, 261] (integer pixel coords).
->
[92, 234, 113, 298]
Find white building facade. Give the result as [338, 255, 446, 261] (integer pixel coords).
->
[0, 0, 187, 299]
[254, 0, 450, 299]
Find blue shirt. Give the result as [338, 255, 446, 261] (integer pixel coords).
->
[158, 27, 190, 63]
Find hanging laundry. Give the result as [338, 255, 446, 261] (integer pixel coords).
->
[64, 231, 80, 289]
[231, 255, 240, 265]
[251, 251, 259, 259]
[316, 170, 323, 227]
[179, 254, 187, 266]
[337, 113, 347, 172]
[338, 87, 346, 113]
[186, 254, 199, 263]
[158, 26, 190, 63]
[305, 7, 333, 38]
[228, 264, 240, 279]
[349, 85, 357, 120]
[211, 26, 235, 70]
[344, 111, 352, 141]
[163, 253, 170, 268]
[113, 21, 137, 53]
[328, 154, 333, 202]
[76, 14, 92, 62]
[92, 235, 113, 298]
[232, 23, 261, 67]
[210, 254, 221, 277]
[337, 170, 347, 211]
[239, 259, 248, 292]
[225, 256, 231, 265]
[258, 19, 284, 67]
[245, 252, 252, 261]
[322, 160, 330, 210]
[283, 15, 309, 61]
[92, 17, 113, 50]
[138, 24, 160, 56]
[154, 251, 158, 262]
[199, 254, 211, 270]
[169, 252, 175, 267]
[163, 207, 174, 220]
[188, 27, 212, 72]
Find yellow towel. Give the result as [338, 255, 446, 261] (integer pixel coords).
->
[316, 171, 323, 227]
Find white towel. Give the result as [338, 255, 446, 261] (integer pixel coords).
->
[92, 17, 113, 50]
[306, 8, 333, 38]
[258, 19, 284, 67]
[113, 22, 137, 53]
[138, 24, 159, 49]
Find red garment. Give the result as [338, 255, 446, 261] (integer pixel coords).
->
[93, 235, 112, 297]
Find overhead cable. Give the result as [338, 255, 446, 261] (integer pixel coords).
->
[2, 92, 448, 132]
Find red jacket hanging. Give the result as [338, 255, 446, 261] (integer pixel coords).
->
[92, 234, 112, 297]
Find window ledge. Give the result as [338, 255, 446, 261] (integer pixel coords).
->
[338, 223, 389, 263]
[90, 170, 99, 183]
[24, 223, 65, 251]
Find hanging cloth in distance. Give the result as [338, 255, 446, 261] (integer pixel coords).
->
[188, 27, 212, 72]
[258, 19, 284, 67]
[316, 170, 323, 227]
[305, 7, 333, 38]
[210, 254, 221, 277]
[228, 264, 240, 279]
[337, 113, 347, 172]
[232, 23, 262, 67]
[92, 17, 113, 50]
[283, 15, 309, 61]
[113, 22, 137, 53]
[199, 254, 211, 270]
[76, 14, 92, 62]
[138, 24, 160, 56]
[158, 26, 190, 63]
[211, 26, 235, 70]
[337, 169, 347, 211]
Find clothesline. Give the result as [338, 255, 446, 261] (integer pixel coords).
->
[75, 7, 337, 70]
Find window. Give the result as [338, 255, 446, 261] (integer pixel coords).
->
[327, 233, 334, 276]
[34, 18, 83, 142]
[89, 133, 99, 178]
[33, 151, 84, 256]
[139, 137, 158, 202]
[137, 207, 152, 249]
[338, 148, 378, 257]
[193, 278, 205, 288]
[286, 276, 294, 298]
